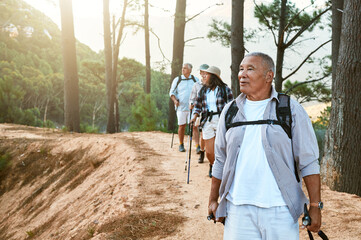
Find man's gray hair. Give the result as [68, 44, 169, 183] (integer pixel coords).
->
[183, 63, 193, 69]
[245, 52, 275, 73]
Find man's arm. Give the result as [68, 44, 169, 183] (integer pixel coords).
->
[208, 177, 223, 222]
[170, 95, 179, 107]
[303, 174, 322, 232]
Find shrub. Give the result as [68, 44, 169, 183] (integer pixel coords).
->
[80, 123, 99, 133]
[0, 152, 11, 171]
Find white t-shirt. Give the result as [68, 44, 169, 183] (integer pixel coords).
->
[227, 98, 286, 208]
[206, 87, 218, 112]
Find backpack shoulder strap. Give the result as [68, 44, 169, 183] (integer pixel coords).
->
[190, 75, 196, 82]
[174, 75, 182, 90]
[276, 93, 292, 139]
[225, 100, 238, 130]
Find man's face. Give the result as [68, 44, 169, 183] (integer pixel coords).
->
[182, 65, 191, 76]
[238, 56, 272, 97]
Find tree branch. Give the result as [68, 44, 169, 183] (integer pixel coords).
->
[253, 0, 278, 46]
[149, 29, 171, 62]
[283, 3, 313, 33]
[184, 36, 204, 43]
[283, 39, 331, 80]
[285, 6, 331, 48]
[124, 21, 170, 63]
[285, 74, 330, 94]
[186, 3, 223, 23]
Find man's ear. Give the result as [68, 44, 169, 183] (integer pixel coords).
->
[266, 71, 274, 83]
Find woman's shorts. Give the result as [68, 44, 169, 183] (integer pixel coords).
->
[202, 115, 219, 140]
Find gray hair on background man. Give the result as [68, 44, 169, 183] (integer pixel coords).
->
[183, 63, 193, 69]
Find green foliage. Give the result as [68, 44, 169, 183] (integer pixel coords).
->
[254, 0, 323, 35]
[312, 106, 331, 161]
[207, 19, 256, 48]
[21, 108, 42, 127]
[26, 230, 35, 238]
[1, 1, 171, 133]
[207, 19, 232, 47]
[80, 123, 99, 133]
[42, 120, 55, 128]
[313, 106, 331, 130]
[0, 152, 11, 172]
[284, 80, 331, 104]
[128, 93, 162, 131]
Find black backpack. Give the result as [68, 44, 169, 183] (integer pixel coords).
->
[174, 75, 196, 90]
[225, 93, 299, 182]
[225, 93, 292, 138]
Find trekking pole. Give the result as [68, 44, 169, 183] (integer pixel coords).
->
[184, 108, 192, 172]
[302, 203, 329, 240]
[171, 106, 178, 148]
[187, 121, 193, 184]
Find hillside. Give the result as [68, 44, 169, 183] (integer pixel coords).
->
[0, 124, 360, 239]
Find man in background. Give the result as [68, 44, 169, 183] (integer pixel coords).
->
[169, 63, 199, 152]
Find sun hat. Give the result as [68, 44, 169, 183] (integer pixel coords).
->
[199, 64, 209, 71]
[203, 66, 222, 81]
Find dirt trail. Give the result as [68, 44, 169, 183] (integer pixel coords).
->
[0, 124, 360, 239]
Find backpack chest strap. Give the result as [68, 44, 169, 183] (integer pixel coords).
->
[226, 119, 285, 129]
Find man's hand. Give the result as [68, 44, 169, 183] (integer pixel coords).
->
[208, 177, 223, 223]
[208, 201, 224, 223]
[174, 99, 179, 107]
[189, 104, 194, 110]
[307, 206, 321, 232]
[190, 113, 198, 124]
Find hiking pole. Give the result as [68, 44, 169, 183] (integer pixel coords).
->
[187, 121, 193, 184]
[171, 106, 178, 148]
[302, 203, 329, 240]
[184, 108, 192, 172]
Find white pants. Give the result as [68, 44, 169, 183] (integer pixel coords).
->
[224, 201, 299, 240]
[176, 110, 190, 125]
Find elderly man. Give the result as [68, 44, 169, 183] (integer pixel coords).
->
[169, 63, 199, 152]
[208, 52, 322, 239]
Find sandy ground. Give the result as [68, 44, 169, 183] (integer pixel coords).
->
[0, 123, 360, 240]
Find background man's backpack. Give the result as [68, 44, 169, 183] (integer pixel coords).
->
[174, 75, 196, 91]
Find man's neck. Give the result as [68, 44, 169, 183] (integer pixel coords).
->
[184, 73, 190, 78]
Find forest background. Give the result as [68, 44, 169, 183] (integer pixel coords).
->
[0, 0, 360, 216]
[0, 0, 332, 131]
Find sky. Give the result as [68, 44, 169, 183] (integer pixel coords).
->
[22, 0, 331, 87]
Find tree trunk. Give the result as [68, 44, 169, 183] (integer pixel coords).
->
[112, 0, 128, 132]
[321, 1, 361, 196]
[331, 0, 343, 84]
[59, 0, 80, 132]
[231, 0, 244, 97]
[43, 98, 49, 125]
[115, 94, 120, 132]
[144, 0, 151, 94]
[274, 0, 287, 92]
[167, 0, 186, 131]
[103, 0, 115, 133]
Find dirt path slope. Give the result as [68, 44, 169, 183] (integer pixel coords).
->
[0, 124, 360, 239]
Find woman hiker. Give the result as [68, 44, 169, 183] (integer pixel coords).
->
[191, 66, 233, 177]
